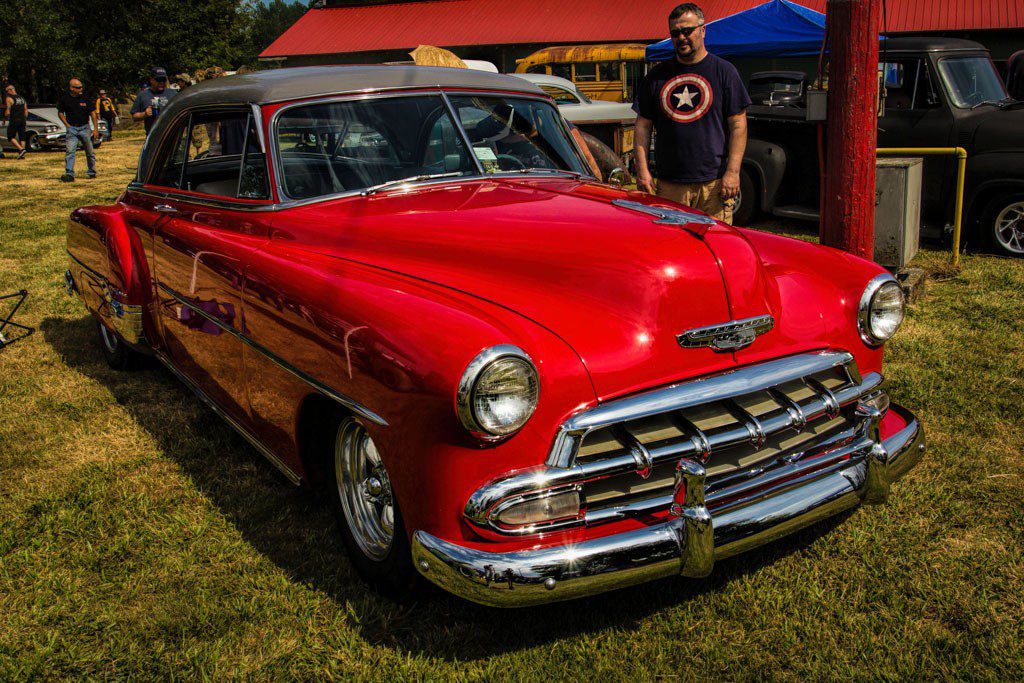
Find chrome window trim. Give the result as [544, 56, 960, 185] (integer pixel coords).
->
[858, 273, 904, 346]
[157, 282, 387, 426]
[127, 186, 279, 212]
[455, 344, 537, 440]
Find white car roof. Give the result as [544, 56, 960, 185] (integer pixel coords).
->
[512, 73, 582, 94]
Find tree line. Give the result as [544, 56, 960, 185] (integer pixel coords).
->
[0, 0, 307, 104]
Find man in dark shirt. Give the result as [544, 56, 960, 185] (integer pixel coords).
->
[5, 84, 29, 159]
[57, 77, 99, 181]
[634, 3, 751, 224]
[131, 67, 177, 135]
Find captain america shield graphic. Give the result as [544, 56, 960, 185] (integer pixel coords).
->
[660, 74, 713, 123]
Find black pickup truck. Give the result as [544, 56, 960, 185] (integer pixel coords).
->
[737, 37, 1024, 257]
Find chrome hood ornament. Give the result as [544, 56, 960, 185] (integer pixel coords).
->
[678, 315, 774, 352]
[612, 199, 717, 233]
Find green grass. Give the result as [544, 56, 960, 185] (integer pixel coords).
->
[1, 137, 1023, 679]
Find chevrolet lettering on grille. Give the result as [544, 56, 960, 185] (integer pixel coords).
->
[677, 315, 775, 351]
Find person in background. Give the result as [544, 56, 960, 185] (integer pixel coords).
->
[95, 89, 117, 140]
[5, 84, 29, 159]
[172, 73, 192, 91]
[131, 67, 177, 135]
[57, 77, 99, 181]
[1007, 50, 1024, 102]
[633, 2, 751, 224]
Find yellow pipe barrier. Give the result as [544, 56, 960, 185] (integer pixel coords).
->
[877, 147, 968, 269]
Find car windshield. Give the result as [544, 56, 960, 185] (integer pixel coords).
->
[275, 93, 587, 200]
[937, 56, 1008, 108]
[276, 95, 477, 200]
[447, 95, 588, 175]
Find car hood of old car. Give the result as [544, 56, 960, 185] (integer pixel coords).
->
[278, 178, 830, 400]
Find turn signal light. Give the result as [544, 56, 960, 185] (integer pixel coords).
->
[494, 490, 581, 528]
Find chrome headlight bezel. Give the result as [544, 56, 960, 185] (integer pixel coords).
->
[858, 274, 906, 346]
[456, 345, 539, 440]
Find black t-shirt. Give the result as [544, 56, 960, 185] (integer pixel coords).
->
[634, 54, 751, 183]
[58, 92, 93, 126]
[7, 95, 26, 124]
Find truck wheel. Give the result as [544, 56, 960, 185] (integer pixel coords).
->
[330, 416, 417, 598]
[97, 320, 144, 370]
[985, 194, 1024, 257]
[26, 133, 41, 153]
[579, 130, 632, 185]
[733, 168, 758, 226]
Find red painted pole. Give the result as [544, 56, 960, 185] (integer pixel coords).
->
[820, 0, 880, 259]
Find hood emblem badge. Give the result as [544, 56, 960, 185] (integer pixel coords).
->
[678, 315, 775, 352]
[612, 199, 717, 233]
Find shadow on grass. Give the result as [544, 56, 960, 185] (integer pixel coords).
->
[42, 314, 855, 661]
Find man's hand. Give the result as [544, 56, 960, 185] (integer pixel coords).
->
[145, 106, 153, 118]
[92, 129, 100, 141]
[637, 169, 656, 194]
[720, 169, 741, 200]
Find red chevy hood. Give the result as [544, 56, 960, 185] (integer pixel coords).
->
[278, 179, 791, 399]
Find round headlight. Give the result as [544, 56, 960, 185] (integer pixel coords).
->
[858, 275, 906, 345]
[457, 345, 539, 438]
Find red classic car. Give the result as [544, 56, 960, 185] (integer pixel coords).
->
[66, 66, 924, 607]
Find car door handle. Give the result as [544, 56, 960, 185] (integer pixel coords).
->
[154, 204, 177, 214]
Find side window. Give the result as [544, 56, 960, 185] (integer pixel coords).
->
[526, 65, 546, 75]
[551, 64, 572, 81]
[574, 63, 597, 82]
[540, 85, 580, 104]
[152, 118, 190, 188]
[181, 111, 250, 197]
[598, 62, 620, 82]
[239, 116, 270, 200]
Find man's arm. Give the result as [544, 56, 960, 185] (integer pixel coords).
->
[57, 101, 69, 128]
[634, 115, 655, 194]
[720, 111, 747, 200]
[130, 94, 150, 122]
[91, 108, 100, 139]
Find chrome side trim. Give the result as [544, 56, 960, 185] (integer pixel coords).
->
[546, 351, 856, 468]
[154, 353, 303, 485]
[156, 282, 387, 427]
[413, 404, 924, 607]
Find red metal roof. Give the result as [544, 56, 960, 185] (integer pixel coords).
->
[261, 0, 1024, 58]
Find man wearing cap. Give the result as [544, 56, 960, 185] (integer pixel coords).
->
[130, 67, 177, 135]
[57, 77, 100, 181]
[95, 89, 117, 140]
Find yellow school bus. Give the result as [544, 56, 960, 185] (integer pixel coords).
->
[515, 44, 648, 103]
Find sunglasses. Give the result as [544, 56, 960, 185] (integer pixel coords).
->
[70, 85, 83, 89]
[670, 24, 704, 39]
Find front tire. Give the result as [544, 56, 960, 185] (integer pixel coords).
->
[329, 416, 417, 598]
[26, 133, 41, 153]
[985, 194, 1024, 257]
[97, 320, 143, 370]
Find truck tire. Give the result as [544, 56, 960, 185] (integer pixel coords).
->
[984, 193, 1024, 257]
[326, 414, 418, 600]
[579, 130, 632, 185]
[733, 167, 758, 226]
[96, 320, 145, 370]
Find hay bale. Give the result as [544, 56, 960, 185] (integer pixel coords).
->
[409, 45, 467, 69]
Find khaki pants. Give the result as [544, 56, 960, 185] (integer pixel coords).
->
[656, 178, 733, 225]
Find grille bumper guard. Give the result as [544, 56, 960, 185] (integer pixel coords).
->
[412, 403, 924, 607]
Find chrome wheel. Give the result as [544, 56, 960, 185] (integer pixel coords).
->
[334, 418, 394, 561]
[994, 201, 1024, 255]
[99, 324, 119, 353]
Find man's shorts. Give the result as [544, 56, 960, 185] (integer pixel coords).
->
[6, 121, 26, 143]
[656, 178, 735, 225]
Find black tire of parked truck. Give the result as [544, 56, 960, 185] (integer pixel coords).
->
[96, 320, 145, 370]
[982, 193, 1024, 257]
[579, 130, 632, 185]
[732, 167, 758, 226]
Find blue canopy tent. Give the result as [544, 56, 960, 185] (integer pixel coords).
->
[645, 0, 827, 62]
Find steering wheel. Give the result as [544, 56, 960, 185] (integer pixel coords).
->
[496, 154, 526, 171]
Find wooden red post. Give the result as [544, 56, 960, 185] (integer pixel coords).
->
[820, 0, 880, 258]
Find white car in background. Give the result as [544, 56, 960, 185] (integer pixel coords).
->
[1, 106, 109, 153]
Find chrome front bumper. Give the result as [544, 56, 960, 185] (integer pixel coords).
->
[412, 404, 924, 607]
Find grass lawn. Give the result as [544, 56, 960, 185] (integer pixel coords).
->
[1, 134, 1022, 680]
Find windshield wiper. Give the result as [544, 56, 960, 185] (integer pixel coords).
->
[970, 99, 1002, 110]
[997, 97, 1023, 109]
[511, 168, 583, 178]
[360, 172, 465, 196]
